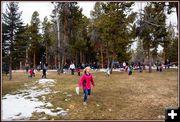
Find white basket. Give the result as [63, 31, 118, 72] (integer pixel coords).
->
[75, 87, 80, 95]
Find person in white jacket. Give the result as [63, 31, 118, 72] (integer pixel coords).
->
[106, 67, 111, 77]
[69, 62, 75, 75]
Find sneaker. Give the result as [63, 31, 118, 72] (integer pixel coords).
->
[83, 102, 87, 106]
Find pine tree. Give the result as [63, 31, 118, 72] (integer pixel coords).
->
[2, 2, 24, 80]
[29, 11, 42, 68]
[51, 2, 89, 71]
[137, 2, 167, 73]
[91, 2, 137, 69]
[163, 23, 178, 63]
[134, 39, 144, 63]
[42, 16, 55, 65]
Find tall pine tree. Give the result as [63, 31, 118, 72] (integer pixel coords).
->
[29, 11, 42, 68]
[2, 2, 24, 80]
[137, 2, 167, 72]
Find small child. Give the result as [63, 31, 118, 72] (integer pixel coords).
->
[128, 66, 133, 75]
[76, 68, 80, 76]
[160, 63, 163, 72]
[125, 65, 128, 72]
[78, 67, 95, 105]
[29, 68, 35, 78]
[57, 66, 60, 75]
[139, 65, 143, 73]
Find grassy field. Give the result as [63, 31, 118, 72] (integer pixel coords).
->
[2, 69, 178, 120]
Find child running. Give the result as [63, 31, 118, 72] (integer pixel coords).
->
[29, 68, 35, 78]
[78, 67, 95, 106]
[128, 65, 133, 75]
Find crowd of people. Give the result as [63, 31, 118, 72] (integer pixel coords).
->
[5, 59, 173, 79]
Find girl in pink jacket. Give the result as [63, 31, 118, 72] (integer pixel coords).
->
[78, 67, 95, 105]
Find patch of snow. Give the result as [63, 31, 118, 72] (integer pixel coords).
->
[35, 108, 67, 116]
[108, 109, 112, 112]
[57, 110, 68, 116]
[56, 107, 63, 110]
[46, 103, 53, 107]
[31, 86, 38, 90]
[66, 109, 69, 111]
[42, 96, 46, 101]
[53, 91, 59, 94]
[63, 92, 68, 95]
[20, 88, 51, 98]
[2, 79, 67, 120]
[2, 95, 45, 120]
[96, 104, 100, 107]
[37, 79, 55, 84]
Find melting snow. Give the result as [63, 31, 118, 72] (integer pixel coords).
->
[2, 79, 67, 120]
[37, 79, 55, 84]
[2, 94, 45, 120]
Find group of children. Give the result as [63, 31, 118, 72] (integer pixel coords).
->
[105, 65, 137, 77]
[28, 63, 48, 79]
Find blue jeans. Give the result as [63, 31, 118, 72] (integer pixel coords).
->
[83, 89, 91, 102]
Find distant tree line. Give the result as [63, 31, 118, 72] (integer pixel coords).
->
[2, 2, 178, 79]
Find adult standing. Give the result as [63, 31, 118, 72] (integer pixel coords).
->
[69, 62, 75, 75]
[63, 62, 68, 74]
[25, 63, 29, 74]
[165, 60, 167, 69]
[42, 63, 48, 78]
[81, 62, 85, 69]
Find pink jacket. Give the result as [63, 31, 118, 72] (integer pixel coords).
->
[79, 73, 95, 90]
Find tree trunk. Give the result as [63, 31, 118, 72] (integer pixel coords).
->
[9, 51, 12, 80]
[55, 55, 57, 69]
[33, 52, 36, 68]
[46, 46, 48, 64]
[61, 50, 65, 73]
[60, 8, 68, 73]
[60, 6, 67, 73]
[175, 4, 178, 30]
[9, 31, 13, 80]
[56, 4, 61, 73]
[80, 51, 83, 63]
[175, 3, 178, 22]
[20, 61, 22, 70]
[77, 50, 80, 66]
[64, 52, 67, 64]
[75, 51, 78, 67]
[58, 53, 60, 69]
[100, 45, 104, 68]
[26, 48, 28, 63]
[148, 44, 152, 73]
[110, 52, 115, 74]
[106, 48, 110, 68]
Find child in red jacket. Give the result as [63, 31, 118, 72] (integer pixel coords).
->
[29, 68, 35, 78]
[78, 67, 95, 105]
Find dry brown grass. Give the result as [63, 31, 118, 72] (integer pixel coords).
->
[2, 69, 178, 120]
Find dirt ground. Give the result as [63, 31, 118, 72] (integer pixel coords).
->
[2, 69, 178, 120]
